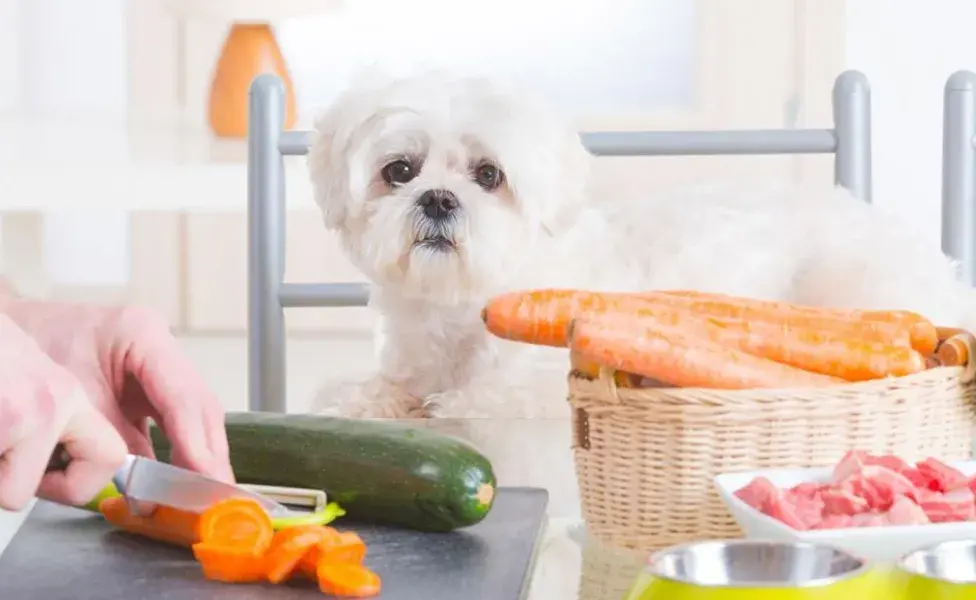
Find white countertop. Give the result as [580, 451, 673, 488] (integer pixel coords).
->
[0, 506, 597, 600]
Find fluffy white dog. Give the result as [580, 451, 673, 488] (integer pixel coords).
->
[306, 70, 976, 421]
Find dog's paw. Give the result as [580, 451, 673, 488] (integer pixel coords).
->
[312, 377, 427, 418]
[423, 389, 508, 420]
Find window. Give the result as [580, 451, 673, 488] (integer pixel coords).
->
[277, 0, 697, 120]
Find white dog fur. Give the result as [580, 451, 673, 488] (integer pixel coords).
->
[306, 70, 976, 422]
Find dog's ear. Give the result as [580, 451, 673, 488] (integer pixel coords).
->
[307, 113, 351, 230]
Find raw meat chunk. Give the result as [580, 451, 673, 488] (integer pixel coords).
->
[886, 495, 930, 526]
[731, 450, 975, 531]
[919, 487, 976, 523]
[917, 458, 970, 493]
[734, 476, 777, 511]
[821, 486, 868, 516]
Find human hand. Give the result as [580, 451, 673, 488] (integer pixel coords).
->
[0, 297, 233, 486]
[0, 315, 128, 510]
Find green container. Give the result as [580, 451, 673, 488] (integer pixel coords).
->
[891, 540, 976, 599]
[623, 540, 888, 600]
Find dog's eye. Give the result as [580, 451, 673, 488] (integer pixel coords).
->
[474, 163, 503, 191]
[381, 159, 416, 186]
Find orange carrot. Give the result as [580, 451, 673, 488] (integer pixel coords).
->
[568, 317, 845, 389]
[265, 525, 331, 584]
[99, 496, 200, 547]
[482, 289, 651, 347]
[659, 290, 939, 354]
[317, 562, 382, 598]
[298, 527, 343, 578]
[936, 336, 970, 368]
[198, 498, 274, 553]
[192, 543, 266, 583]
[298, 530, 367, 579]
[643, 313, 928, 381]
[937, 326, 967, 341]
[319, 531, 368, 564]
[482, 289, 924, 351]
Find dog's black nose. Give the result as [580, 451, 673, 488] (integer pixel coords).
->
[417, 189, 459, 220]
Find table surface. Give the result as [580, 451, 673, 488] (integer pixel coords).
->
[0, 496, 640, 600]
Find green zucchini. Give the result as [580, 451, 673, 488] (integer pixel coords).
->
[150, 412, 497, 532]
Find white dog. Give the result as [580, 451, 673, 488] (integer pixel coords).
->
[306, 70, 976, 421]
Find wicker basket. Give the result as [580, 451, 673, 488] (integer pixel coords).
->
[577, 540, 648, 600]
[568, 333, 976, 552]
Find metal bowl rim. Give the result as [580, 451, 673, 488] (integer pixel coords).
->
[645, 539, 871, 589]
[896, 539, 976, 585]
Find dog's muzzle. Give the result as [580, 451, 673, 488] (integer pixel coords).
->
[416, 189, 458, 221]
[413, 189, 459, 252]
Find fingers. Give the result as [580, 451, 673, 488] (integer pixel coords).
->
[0, 375, 126, 511]
[0, 413, 59, 510]
[115, 308, 233, 483]
[36, 406, 127, 507]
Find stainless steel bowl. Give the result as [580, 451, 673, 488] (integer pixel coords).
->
[898, 540, 976, 584]
[646, 540, 869, 588]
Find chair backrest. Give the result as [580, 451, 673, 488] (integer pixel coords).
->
[245, 71, 873, 413]
[942, 70, 976, 287]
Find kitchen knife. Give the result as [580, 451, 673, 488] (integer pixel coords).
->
[46, 443, 290, 518]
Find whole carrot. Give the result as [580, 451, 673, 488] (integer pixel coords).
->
[482, 289, 649, 347]
[656, 290, 939, 354]
[482, 288, 922, 351]
[568, 317, 846, 390]
[615, 312, 927, 381]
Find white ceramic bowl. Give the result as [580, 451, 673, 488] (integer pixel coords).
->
[714, 461, 976, 564]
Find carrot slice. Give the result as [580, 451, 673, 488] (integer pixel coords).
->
[317, 562, 382, 598]
[197, 498, 274, 553]
[319, 531, 368, 564]
[264, 525, 331, 584]
[298, 530, 366, 579]
[192, 542, 266, 583]
[569, 317, 845, 389]
[99, 496, 200, 547]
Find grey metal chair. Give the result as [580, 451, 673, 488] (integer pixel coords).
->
[246, 71, 874, 413]
[942, 70, 976, 287]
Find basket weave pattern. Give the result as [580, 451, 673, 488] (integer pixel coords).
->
[569, 353, 976, 552]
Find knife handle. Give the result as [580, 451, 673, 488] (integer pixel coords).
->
[46, 443, 72, 472]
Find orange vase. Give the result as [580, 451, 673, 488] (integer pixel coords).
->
[208, 23, 297, 138]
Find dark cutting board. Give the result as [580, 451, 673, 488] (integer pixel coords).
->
[0, 487, 548, 600]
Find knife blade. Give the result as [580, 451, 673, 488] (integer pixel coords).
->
[46, 443, 290, 518]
